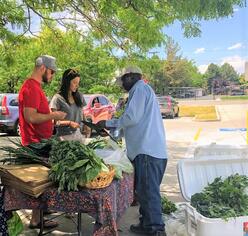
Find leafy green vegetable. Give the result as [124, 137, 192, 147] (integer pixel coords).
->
[0, 138, 53, 167]
[161, 195, 177, 215]
[191, 174, 248, 220]
[48, 140, 108, 192]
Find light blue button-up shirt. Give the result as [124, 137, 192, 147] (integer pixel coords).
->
[106, 80, 167, 161]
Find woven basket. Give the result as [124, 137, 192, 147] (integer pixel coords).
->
[83, 165, 115, 189]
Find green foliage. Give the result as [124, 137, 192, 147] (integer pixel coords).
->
[162, 37, 204, 90]
[48, 139, 108, 192]
[161, 195, 177, 215]
[191, 174, 248, 220]
[220, 63, 239, 83]
[0, 0, 245, 53]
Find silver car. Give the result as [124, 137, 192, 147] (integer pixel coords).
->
[0, 93, 20, 135]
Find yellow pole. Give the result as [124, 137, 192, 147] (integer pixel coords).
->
[247, 112, 248, 145]
[194, 128, 202, 142]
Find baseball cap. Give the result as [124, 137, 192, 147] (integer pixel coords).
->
[35, 55, 57, 72]
[118, 66, 142, 78]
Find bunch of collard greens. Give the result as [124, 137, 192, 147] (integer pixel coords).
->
[0, 137, 110, 192]
[49, 140, 109, 192]
[191, 174, 248, 220]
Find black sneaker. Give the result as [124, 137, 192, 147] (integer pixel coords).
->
[130, 224, 145, 234]
[130, 224, 167, 236]
[153, 231, 167, 236]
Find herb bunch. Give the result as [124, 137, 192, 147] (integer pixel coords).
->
[161, 195, 177, 215]
[191, 174, 248, 220]
[48, 140, 108, 192]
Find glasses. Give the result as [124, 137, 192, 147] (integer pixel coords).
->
[46, 67, 55, 75]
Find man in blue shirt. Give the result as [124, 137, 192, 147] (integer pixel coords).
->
[96, 66, 167, 236]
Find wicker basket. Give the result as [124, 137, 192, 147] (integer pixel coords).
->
[83, 165, 115, 189]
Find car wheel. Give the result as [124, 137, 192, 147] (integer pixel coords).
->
[175, 108, 179, 117]
[14, 120, 21, 136]
[169, 110, 175, 119]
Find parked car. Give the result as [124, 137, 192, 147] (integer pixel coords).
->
[83, 94, 115, 135]
[0, 93, 20, 135]
[230, 89, 245, 96]
[156, 95, 179, 119]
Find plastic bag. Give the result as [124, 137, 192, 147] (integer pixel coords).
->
[7, 212, 23, 236]
[164, 203, 187, 236]
[59, 128, 85, 143]
[94, 139, 133, 178]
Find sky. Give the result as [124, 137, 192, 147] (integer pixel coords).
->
[158, 6, 248, 74]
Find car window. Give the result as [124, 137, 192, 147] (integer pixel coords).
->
[84, 96, 91, 105]
[99, 96, 108, 105]
[91, 97, 100, 107]
[9, 98, 19, 106]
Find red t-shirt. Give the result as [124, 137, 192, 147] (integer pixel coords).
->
[19, 78, 53, 146]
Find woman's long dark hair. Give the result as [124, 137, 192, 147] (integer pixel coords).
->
[59, 68, 83, 107]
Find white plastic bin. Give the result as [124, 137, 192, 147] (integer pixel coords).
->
[177, 145, 248, 236]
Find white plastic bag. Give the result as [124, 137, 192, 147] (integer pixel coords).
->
[59, 128, 86, 143]
[94, 139, 133, 178]
[164, 203, 187, 236]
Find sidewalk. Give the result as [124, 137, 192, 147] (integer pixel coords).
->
[19, 140, 188, 235]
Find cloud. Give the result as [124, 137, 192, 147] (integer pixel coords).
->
[198, 64, 209, 74]
[228, 43, 242, 50]
[233, 8, 239, 12]
[194, 48, 205, 54]
[221, 55, 246, 73]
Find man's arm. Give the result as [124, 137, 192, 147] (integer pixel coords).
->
[24, 107, 66, 124]
[106, 86, 146, 129]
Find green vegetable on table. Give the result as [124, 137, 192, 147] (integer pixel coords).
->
[48, 140, 109, 192]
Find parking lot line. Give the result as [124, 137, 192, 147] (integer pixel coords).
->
[194, 128, 202, 142]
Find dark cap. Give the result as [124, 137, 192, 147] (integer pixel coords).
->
[35, 55, 57, 71]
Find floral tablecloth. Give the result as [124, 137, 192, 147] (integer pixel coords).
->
[3, 173, 134, 236]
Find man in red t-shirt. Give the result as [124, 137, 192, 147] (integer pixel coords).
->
[19, 55, 66, 229]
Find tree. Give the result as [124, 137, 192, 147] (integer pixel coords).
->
[162, 37, 202, 90]
[0, 0, 246, 53]
[220, 63, 239, 83]
[0, 26, 120, 96]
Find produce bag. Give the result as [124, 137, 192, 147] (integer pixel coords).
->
[95, 139, 133, 178]
[59, 128, 85, 143]
[7, 212, 23, 236]
[163, 203, 187, 236]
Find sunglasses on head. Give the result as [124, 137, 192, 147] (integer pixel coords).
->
[67, 69, 78, 76]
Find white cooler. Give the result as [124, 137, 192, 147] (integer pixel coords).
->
[177, 144, 248, 236]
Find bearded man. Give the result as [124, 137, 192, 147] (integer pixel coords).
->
[18, 55, 66, 229]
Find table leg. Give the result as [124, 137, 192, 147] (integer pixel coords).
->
[77, 212, 82, 236]
[38, 209, 44, 236]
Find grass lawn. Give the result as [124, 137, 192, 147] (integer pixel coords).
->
[179, 105, 218, 121]
[221, 96, 248, 100]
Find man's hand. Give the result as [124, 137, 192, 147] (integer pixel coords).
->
[69, 121, 80, 129]
[52, 111, 67, 120]
[95, 120, 106, 130]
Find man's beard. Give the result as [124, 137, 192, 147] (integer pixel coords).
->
[42, 70, 49, 83]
